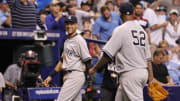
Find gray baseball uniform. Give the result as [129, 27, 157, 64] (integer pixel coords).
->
[103, 21, 151, 101]
[57, 34, 91, 101]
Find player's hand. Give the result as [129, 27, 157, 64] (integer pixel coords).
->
[43, 76, 52, 87]
[149, 78, 157, 84]
[89, 67, 96, 76]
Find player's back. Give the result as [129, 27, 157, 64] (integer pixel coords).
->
[113, 21, 151, 73]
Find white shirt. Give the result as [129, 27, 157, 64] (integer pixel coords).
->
[165, 22, 180, 47]
[143, 8, 165, 45]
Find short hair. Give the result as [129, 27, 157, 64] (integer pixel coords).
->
[81, 29, 91, 36]
[66, 4, 74, 12]
[158, 40, 169, 48]
[82, 17, 91, 24]
[153, 48, 165, 57]
[135, 2, 144, 9]
[105, 0, 114, 5]
[100, 5, 110, 14]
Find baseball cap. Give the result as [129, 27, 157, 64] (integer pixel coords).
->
[64, 16, 77, 24]
[119, 2, 134, 15]
[156, 5, 167, 12]
[169, 9, 179, 15]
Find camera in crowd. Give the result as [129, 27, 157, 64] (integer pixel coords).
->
[19, 50, 41, 88]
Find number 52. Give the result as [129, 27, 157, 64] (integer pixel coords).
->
[131, 30, 146, 46]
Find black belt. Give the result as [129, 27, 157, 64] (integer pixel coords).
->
[63, 70, 82, 75]
[62, 70, 72, 75]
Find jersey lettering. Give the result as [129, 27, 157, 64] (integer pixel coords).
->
[131, 30, 145, 46]
[65, 49, 74, 57]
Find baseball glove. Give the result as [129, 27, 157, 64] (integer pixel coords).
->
[148, 82, 169, 101]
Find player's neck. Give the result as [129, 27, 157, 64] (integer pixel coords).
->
[68, 32, 77, 38]
[135, 15, 141, 20]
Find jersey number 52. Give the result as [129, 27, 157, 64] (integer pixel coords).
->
[131, 30, 145, 46]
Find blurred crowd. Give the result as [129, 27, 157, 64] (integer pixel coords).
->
[1, 0, 180, 100]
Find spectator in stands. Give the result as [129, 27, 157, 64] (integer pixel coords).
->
[143, 1, 168, 45]
[81, 29, 100, 58]
[82, 17, 92, 30]
[80, 1, 90, 12]
[95, 0, 108, 12]
[164, 9, 180, 47]
[3, 53, 24, 101]
[86, 0, 97, 12]
[158, 40, 175, 61]
[46, 0, 66, 32]
[155, 4, 167, 39]
[114, 0, 125, 13]
[66, 4, 94, 31]
[0, 0, 11, 28]
[6, 0, 45, 29]
[170, 38, 180, 66]
[152, 48, 175, 86]
[171, 0, 180, 14]
[67, 0, 77, 6]
[0, 72, 5, 101]
[92, 6, 123, 41]
[159, 40, 169, 51]
[105, 0, 115, 12]
[133, 2, 151, 44]
[162, 49, 180, 85]
[37, 9, 48, 30]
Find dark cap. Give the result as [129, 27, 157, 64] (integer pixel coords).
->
[64, 16, 77, 24]
[81, 1, 89, 7]
[156, 5, 167, 12]
[119, 2, 134, 15]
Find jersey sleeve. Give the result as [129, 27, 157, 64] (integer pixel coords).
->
[77, 37, 92, 62]
[103, 27, 123, 59]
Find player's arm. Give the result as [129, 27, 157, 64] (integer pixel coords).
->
[147, 61, 154, 83]
[89, 52, 112, 75]
[44, 61, 62, 87]
[5, 81, 16, 89]
[84, 59, 93, 79]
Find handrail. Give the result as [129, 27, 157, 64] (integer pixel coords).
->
[85, 38, 107, 45]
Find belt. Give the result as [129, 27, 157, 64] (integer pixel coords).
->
[63, 70, 72, 75]
[63, 70, 83, 75]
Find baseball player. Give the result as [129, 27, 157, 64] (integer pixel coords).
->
[44, 16, 92, 101]
[89, 2, 154, 101]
